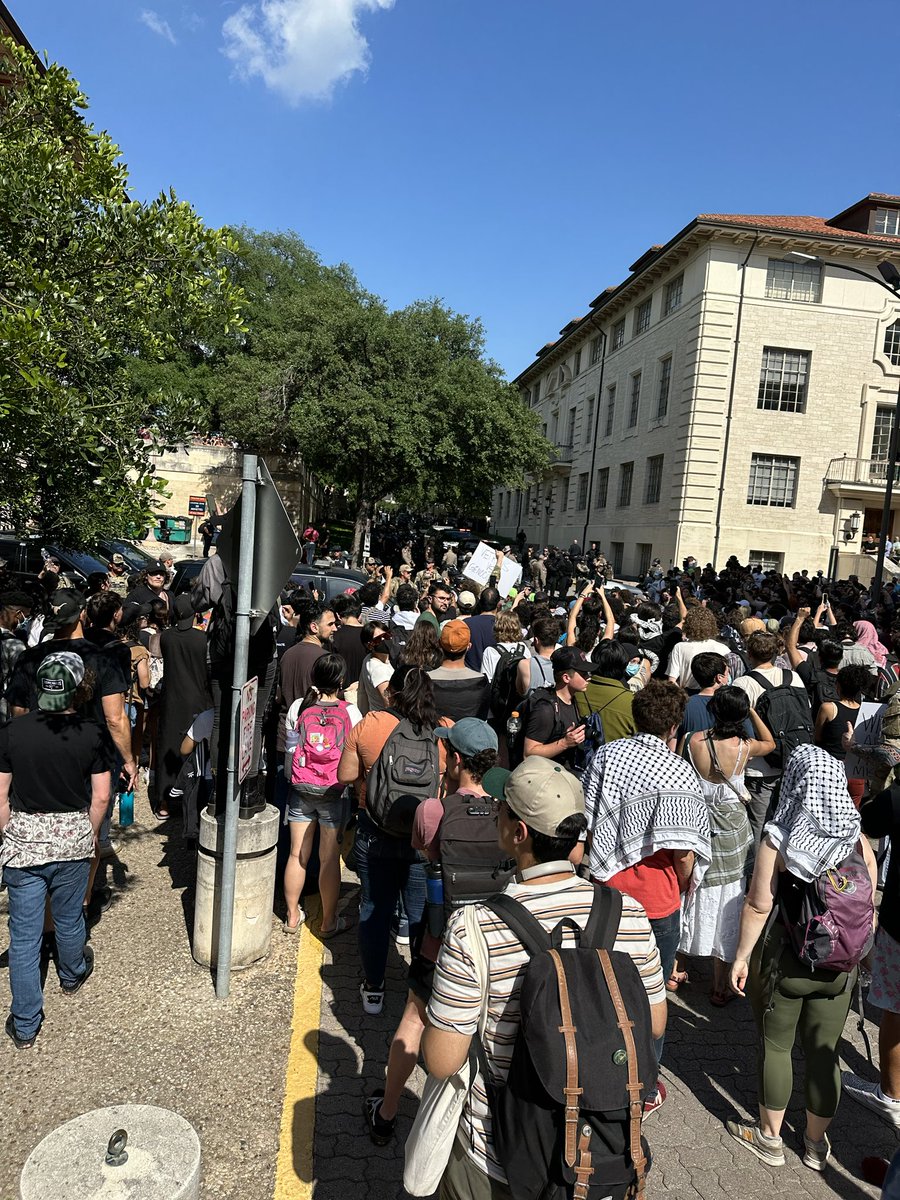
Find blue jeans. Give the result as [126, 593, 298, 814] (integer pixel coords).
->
[650, 907, 681, 1068]
[5, 859, 92, 1037]
[355, 812, 426, 989]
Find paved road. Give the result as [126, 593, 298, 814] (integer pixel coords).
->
[1, 790, 897, 1199]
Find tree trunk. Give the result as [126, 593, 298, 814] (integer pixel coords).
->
[351, 496, 371, 568]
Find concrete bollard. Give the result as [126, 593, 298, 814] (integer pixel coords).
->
[19, 1104, 201, 1200]
[192, 802, 280, 970]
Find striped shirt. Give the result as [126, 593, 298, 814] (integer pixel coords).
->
[426, 867, 665, 1184]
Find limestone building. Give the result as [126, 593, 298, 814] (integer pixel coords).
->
[494, 194, 900, 577]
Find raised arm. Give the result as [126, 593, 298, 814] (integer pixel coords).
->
[786, 606, 809, 668]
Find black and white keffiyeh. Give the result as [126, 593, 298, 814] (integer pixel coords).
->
[764, 744, 861, 882]
[584, 733, 712, 891]
[630, 613, 662, 640]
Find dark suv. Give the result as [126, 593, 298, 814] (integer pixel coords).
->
[170, 558, 368, 603]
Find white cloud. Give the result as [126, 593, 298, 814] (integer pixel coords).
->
[222, 0, 395, 105]
[140, 9, 178, 44]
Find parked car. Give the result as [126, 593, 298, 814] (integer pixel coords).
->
[0, 535, 109, 585]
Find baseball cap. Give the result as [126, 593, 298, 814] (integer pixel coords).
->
[44, 589, 85, 633]
[436, 717, 498, 757]
[550, 646, 592, 676]
[503, 757, 584, 836]
[174, 593, 196, 629]
[36, 651, 85, 712]
[481, 766, 511, 801]
[147, 562, 167, 576]
[110, 553, 125, 566]
[440, 619, 471, 654]
[457, 590, 476, 608]
[399, 563, 412, 573]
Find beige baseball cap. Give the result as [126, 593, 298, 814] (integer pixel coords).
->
[504, 757, 584, 836]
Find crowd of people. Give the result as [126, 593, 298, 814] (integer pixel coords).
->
[4, 538, 900, 1195]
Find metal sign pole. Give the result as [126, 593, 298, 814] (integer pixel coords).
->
[215, 452, 258, 1000]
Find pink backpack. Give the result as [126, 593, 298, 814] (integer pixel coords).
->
[290, 701, 353, 792]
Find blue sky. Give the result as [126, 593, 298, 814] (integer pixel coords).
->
[21, 0, 900, 379]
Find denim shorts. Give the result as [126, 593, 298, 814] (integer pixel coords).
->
[288, 787, 348, 829]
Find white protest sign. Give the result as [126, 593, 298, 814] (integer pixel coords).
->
[498, 559, 523, 599]
[844, 700, 884, 781]
[464, 541, 499, 587]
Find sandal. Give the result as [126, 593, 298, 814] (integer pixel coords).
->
[283, 912, 306, 934]
[710, 988, 736, 1007]
[320, 915, 354, 940]
[666, 970, 689, 993]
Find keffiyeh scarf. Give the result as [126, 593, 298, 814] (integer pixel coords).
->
[764, 744, 861, 882]
[631, 614, 662, 640]
[584, 733, 712, 891]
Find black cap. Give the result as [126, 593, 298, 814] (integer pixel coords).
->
[44, 589, 86, 632]
[550, 646, 592, 675]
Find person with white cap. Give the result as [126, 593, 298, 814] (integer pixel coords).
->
[0, 652, 114, 1048]
[422, 756, 666, 1197]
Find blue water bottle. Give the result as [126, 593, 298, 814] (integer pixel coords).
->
[425, 862, 445, 938]
[119, 789, 134, 827]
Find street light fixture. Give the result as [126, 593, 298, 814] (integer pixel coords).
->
[845, 510, 861, 542]
[786, 252, 900, 593]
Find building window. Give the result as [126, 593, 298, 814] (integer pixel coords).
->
[748, 549, 784, 574]
[874, 208, 900, 236]
[524, 486, 531, 515]
[595, 467, 609, 509]
[611, 541, 624, 576]
[764, 258, 822, 303]
[617, 462, 634, 507]
[576, 472, 588, 510]
[628, 373, 641, 427]
[636, 543, 653, 577]
[574, 349, 582, 376]
[585, 396, 595, 443]
[664, 274, 683, 315]
[590, 335, 603, 365]
[505, 492, 511, 519]
[872, 407, 894, 461]
[612, 319, 625, 350]
[644, 455, 664, 504]
[757, 347, 810, 413]
[747, 453, 799, 508]
[560, 478, 570, 513]
[532, 379, 540, 404]
[884, 320, 900, 366]
[634, 298, 652, 336]
[656, 357, 671, 419]
[566, 408, 577, 446]
[605, 385, 616, 437]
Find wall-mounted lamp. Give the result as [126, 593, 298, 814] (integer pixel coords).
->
[844, 511, 861, 542]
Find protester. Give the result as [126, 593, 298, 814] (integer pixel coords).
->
[155, 595, 211, 819]
[521, 646, 590, 768]
[666, 607, 730, 692]
[0, 591, 32, 724]
[464, 587, 501, 672]
[574, 640, 636, 741]
[330, 593, 366, 701]
[125, 563, 174, 619]
[480, 610, 530, 684]
[427, 621, 491, 721]
[358, 621, 394, 716]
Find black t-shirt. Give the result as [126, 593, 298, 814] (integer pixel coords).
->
[796, 658, 839, 718]
[861, 786, 900, 941]
[642, 628, 683, 678]
[84, 626, 132, 681]
[332, 624, 366, 687]
[524, 689, 576, 766]
[275, 623, 298, 660]
[6, 637, 128, 727]
[0, 711, 115, 813]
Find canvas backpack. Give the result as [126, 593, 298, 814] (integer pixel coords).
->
[779, 842, 875, 974]
[477, 886, 656, 1200]
[490, 643, 528, 722]
[290, 700, 353, 793]
[749, 668, 814, 767]
[433, 791, 514, 923]
[366, 711, 441, 837]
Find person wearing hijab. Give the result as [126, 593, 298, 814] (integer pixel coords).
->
[854, 619, 889, 668]
[726, 744, 877, 1172]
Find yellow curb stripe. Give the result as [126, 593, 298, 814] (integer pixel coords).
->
[274, 899, 325, 1200]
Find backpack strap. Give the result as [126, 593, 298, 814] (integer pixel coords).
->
[581, 883, 622, 950]
[485, 893, 552, 955]
[596, 949, 648, 1197]
[548, 949, 584, 1173]
[748, 670, 774, 691]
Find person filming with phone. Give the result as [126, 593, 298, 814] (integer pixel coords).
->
[520, 647, 592, 769]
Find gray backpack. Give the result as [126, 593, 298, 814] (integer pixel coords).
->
[366, 711, 440, 838]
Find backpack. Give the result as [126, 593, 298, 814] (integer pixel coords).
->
[290, 700, 353, 792]
[365, 711, 441, 837]
[801, 651, 839, 717]
[749, 668, 813, 767]
[478, 886, 656, 1200]
[507, 687, 567, 769]
[875, 657, 900, 700]
[436, 791, 514, 920]
[571, 691, 618, 781]
[490, 643, 528, 722]
[779, 843, 875, 974]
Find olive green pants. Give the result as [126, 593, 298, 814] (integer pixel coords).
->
[748, 925, 855, 1117]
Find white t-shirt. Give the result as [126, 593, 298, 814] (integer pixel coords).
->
[358, 654, 393, 715]
[481, 641, 531, 683]
[733, 664, 808, 778]
[666, 638, 731, 690]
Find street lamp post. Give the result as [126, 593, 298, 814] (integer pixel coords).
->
[788, 254, 900, 594]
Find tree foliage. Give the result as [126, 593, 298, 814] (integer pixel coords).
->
[0, 40, 243, 544]
[191, 230, 552, 560]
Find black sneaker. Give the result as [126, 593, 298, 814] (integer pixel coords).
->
[5, 1014, 37, 1050]
[364, 1088, 396, 1146]
[61, 945, 94, 996]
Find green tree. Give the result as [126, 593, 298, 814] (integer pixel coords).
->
[0, 40, 243, 545]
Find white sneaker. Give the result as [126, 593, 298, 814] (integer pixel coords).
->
[842, 1072, 900, 1129]
[360, 981, 385, 1016]
[802, 1131, 831, 1172]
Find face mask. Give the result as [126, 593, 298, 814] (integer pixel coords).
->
[625, 662, 641, 678]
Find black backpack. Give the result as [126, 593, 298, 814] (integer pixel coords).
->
[507, 687, 567, 769]
[437, 791, 514, 919]
[478, 886, 656, 1200]
[749, 668, 813, 767]
[490, 643, 528, 721]
[365, 711, 440, 837]
[800, 650, 839, 718]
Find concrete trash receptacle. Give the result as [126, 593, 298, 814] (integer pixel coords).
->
[192, 802, 280, 969]
[20, 1104, 201, 1200]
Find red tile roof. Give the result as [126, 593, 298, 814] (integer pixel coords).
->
[699, 212, 900, 247]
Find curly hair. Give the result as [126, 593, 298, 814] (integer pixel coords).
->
[494, 610, 524, 643]
[682, 607, 718, 642]
[458, 747, 498, 783]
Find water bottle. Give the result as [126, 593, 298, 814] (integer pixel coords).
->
[284, 725, 302, 779]
[425, 862, 445, 938]
[506, 709, 521, 752]
[119, 789, 134, 827]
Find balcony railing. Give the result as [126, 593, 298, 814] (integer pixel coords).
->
[824, 456, 900, 486]
[554, 443, 575, 463]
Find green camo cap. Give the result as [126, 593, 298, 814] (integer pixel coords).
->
[36, 651, 85, 712]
